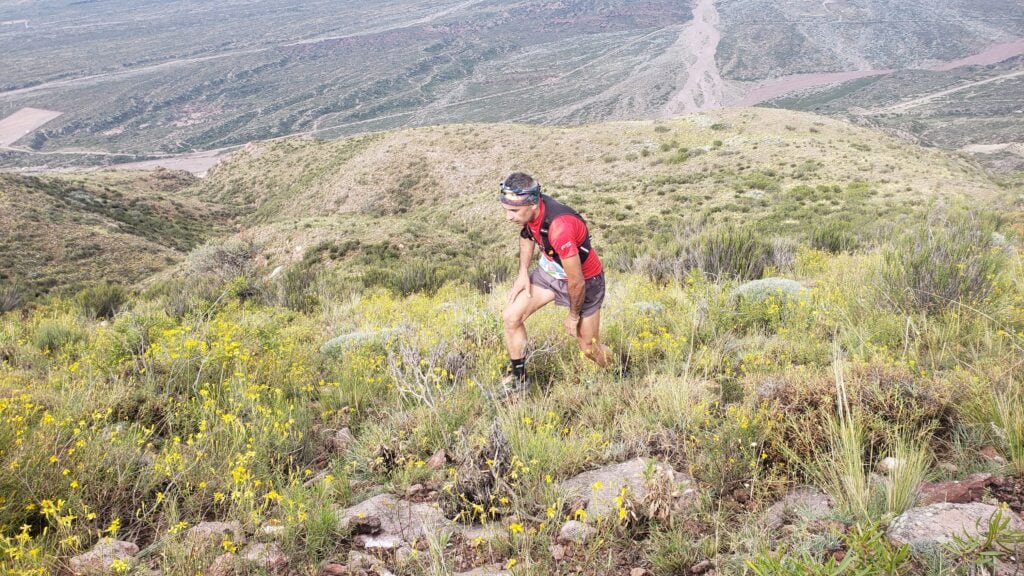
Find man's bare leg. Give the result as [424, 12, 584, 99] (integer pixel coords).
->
[577, 310, 611, 368]
[502, 285, 556, 360]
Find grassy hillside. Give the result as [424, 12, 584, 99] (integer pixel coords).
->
[1, 110, 1024, 575]
[189, 107, 1013, 290]
[0, 169, 231, 300]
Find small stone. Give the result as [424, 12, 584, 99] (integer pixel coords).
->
[258, 522, 286, 540]
[240, 542, 288, 573]
[407, 484, 424, 498]
[557, 520, 597, 544]
[331, 427, 354, 454]
[876, 457, 901, 474]
[395, 546, 415, 566]
[980, 446, 1007, 464]
[347, 514, 382, 535]
[69, 539, 139, 576]
[550, 544, 566, 561]
[184, 521, 246, 550]
[321, 562, 347, 576]
[206, 553, 235, 576]
[765, 487, 833, 529]
[832, 550, 846, 562]
[690, 559, 713, 574]
[918, 473, 994, 506]
[348, 551, 396, 576]
[359, 534, 404, 550]
[426, 449, 446, 470]
[630, 568, 649, 576]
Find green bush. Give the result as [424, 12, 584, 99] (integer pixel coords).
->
[276, 264, 321, 313]
[362, 261, 445, 296]
[691, 226, 770, 281]
[880, 211, 1005, 313]
[0, 284, 22, 313]
[812, 221, 860, 253]
[76, 282, 129, 319]
[32, 320, 83, 353]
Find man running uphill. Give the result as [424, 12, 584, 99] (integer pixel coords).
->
[499, 172, 611, 391]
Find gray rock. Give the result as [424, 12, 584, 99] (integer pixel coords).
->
[887, 502, 1024, 549]
[558, 458, 693, 521]
[458, 522, 503, 545]
[876, 457, 902, 475]
[240, 542, 289, 573]
[395, 545, 415, 566]
[765, 487, 833, 530]
[330, 427, 354, 454]
[321, 329, 400, 356]
[183, 521, 246, 550]
[354, 533, 404, 550]
[257, 522, 286, 540]
[69, 539, 139, 576]
[348, 550, 397, 576]
[557, 520, 597, 544]
[337, 494, 453, 543]
[730, 278, 807, 304]
[206, 553, 235, 576]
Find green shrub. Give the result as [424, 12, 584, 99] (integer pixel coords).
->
[32, 320, 83, 352]
[812, 221, 860, 253]
[276, 264, 321, 313]
[0, 283, 22, 313]
[647, 526, 709, 574]
[880, 211, 1004, 313]
[76, 282, 129, 319]
[362, 262, 445, 296]
[992, 391, 1024, 476]
[691, 226, 770, 281]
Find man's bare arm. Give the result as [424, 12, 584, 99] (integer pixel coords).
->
[561, 254, 585, 319]
[508, 236, 536, 304]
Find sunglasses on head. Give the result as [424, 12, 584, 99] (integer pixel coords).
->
[500, 182, 541, 196]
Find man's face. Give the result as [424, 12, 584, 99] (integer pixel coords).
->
[504, 204, 537, 226]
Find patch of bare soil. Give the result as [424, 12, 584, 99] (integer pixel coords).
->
[0, 107, 62, 146]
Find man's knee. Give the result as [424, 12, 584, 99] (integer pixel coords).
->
[503, 306, 525, 330]
[577, 336, 599, 356]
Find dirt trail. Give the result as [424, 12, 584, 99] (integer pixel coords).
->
[861, 69, 1024, 115]
[664, 0, 725, 114]
[0, 1, 486, 100]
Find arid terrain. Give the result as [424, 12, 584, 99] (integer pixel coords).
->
[1, 0, 1021, 172]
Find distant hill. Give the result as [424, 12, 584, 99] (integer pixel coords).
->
[4, 107, 1016, 298]
[0, 169, 231, 297]
[0, 0, 1021, 170]
[190, 107, 1010, 286]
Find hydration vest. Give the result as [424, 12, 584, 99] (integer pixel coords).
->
[520, 195, 593, 265]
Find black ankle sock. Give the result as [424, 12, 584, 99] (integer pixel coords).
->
[510, 357, 526, 378]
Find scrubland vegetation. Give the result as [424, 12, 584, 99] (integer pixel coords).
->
[2, 199, 1023, 575]
[2, 109, 1024, 574]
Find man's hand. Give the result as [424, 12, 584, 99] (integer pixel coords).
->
[563, 313, 581, 338]
[508, 272, 532, 305]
